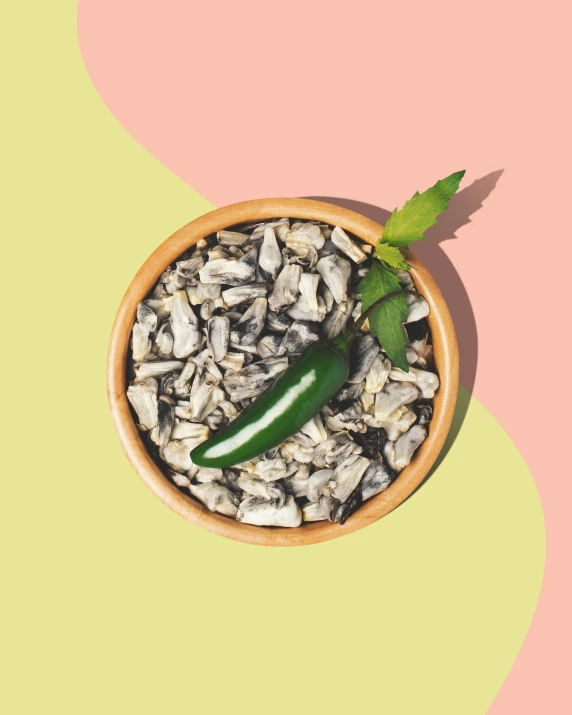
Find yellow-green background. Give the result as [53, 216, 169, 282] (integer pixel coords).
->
[1, 2, 544, 713]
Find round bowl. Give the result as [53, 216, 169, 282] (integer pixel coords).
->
[108, 198, 459, 546]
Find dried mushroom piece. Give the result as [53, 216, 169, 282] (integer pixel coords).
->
[127, 378, 158, 431]
[393, 425, 427, 469]
[162, 435, 208, 473]
[286, 294, 327, 322]
[316, 254, 351, 304]
[375, 381, 420, 421]
[322, 296, 355, 340]
[360, 461, 394, 501]
[329, 455, 370, 503]
[330, 226, 367, 264]
[216, 230, 249, 247]
[307, 469, 333, 502]
[230, 297, 267, 346]
[221, 283, 268, 307]
[207, 316, 230, 363]
[222, 357, 288, 402]
[257, 227, 282, 282]
[198, 253, 256, 286]
[347, 334, 380, 383]
[237, 494, 302, 527]
[298, 273, 321, 312]
[171, 290, 200, 359]
[136, 360, 185, 378]
[131, 302, 157, 361]
[268, 264, 302, 312]
[278, 320, 320, 356]
[190, 482, 240, 518]
[302, 501, 327, 522]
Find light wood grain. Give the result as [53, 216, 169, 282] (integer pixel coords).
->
[107, 198, 459, 546]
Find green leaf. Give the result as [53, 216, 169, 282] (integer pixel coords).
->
[358, 261, 410, 371]
[374, 242, 411, 270]
[382, 170, 465, 248]
[368, 300, 409, 371]
[359, 260, 400, 311]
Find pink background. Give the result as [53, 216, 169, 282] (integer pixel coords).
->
[78, 1, 571, 711]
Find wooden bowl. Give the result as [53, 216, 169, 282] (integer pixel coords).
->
[108, 198, 458, 546]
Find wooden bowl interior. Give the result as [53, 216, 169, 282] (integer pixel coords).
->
[107, 199, 459, 546]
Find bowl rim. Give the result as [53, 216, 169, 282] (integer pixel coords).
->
[107, 198, 459, 546]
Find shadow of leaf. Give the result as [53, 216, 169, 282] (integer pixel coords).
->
[306, 170, 503, 486]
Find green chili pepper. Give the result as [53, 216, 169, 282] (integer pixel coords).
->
[190, 290, 409, 468]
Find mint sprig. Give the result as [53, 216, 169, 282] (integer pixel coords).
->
[359, 170, 465, 370]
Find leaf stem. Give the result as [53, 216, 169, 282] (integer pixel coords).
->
[329, 288, 415, 354]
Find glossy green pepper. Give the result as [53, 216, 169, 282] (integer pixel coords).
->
[191, 341, 348, 467]
[191, 290, 408, 468]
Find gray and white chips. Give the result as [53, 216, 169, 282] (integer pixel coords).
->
[127, 218, 439, 527]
